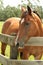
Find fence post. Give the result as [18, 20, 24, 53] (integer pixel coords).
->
[10, 43, 19, 59]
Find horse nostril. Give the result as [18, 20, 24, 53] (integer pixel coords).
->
[16, 42, 19, 47]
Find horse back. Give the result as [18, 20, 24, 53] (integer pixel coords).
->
[2, 17, 20, 34]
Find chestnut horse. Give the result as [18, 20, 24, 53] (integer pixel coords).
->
[16, 6, 43, 60]
[1, 17, 20, 56]
[1, 6, 43, 60]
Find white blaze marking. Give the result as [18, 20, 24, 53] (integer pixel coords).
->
[21, 18, 24, 24]
[15, 32, 19, 46]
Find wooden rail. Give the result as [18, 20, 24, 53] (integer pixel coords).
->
[0, 33, 43, 46]
[0, 33, 16, 46]
[0, 54, 43, 65]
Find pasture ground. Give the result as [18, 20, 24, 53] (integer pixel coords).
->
[0, 21, 43, 65]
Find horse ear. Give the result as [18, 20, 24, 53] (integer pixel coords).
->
[27, 6, 32, 15]
[21, 6, 26, 13]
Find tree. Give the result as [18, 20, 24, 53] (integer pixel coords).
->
[21, 0, 43, 18]
[0, 5, 21, 21]
[0, 0, 4, 10]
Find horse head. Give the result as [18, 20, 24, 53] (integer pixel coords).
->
[15, 6, 42, 47]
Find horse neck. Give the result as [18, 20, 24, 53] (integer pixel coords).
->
[41, 23, 43, 36]
[36, 19, 43, 36]
[32, 12, 43, 36]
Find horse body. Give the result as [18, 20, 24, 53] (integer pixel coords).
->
[2, 17, 20, 34]
[1, 17, 20, 55]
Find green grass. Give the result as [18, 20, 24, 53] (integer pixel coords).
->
[0, 22, 4, 33]
[0, 21, 43, 64]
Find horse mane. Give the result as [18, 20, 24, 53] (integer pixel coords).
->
[33, 11, 41, 19]
[21, 10, 41, 19]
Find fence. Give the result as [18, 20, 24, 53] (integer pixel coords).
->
[0, 33, 43, 65]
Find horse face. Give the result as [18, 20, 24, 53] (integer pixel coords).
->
[16, 6, 39, 47]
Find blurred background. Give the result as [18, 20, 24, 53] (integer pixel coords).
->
[0, 0, 43, 21]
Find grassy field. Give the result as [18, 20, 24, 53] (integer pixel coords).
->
[0, 21, 43, 64]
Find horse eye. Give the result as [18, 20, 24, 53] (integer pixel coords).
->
[25, 22, 29, 26]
